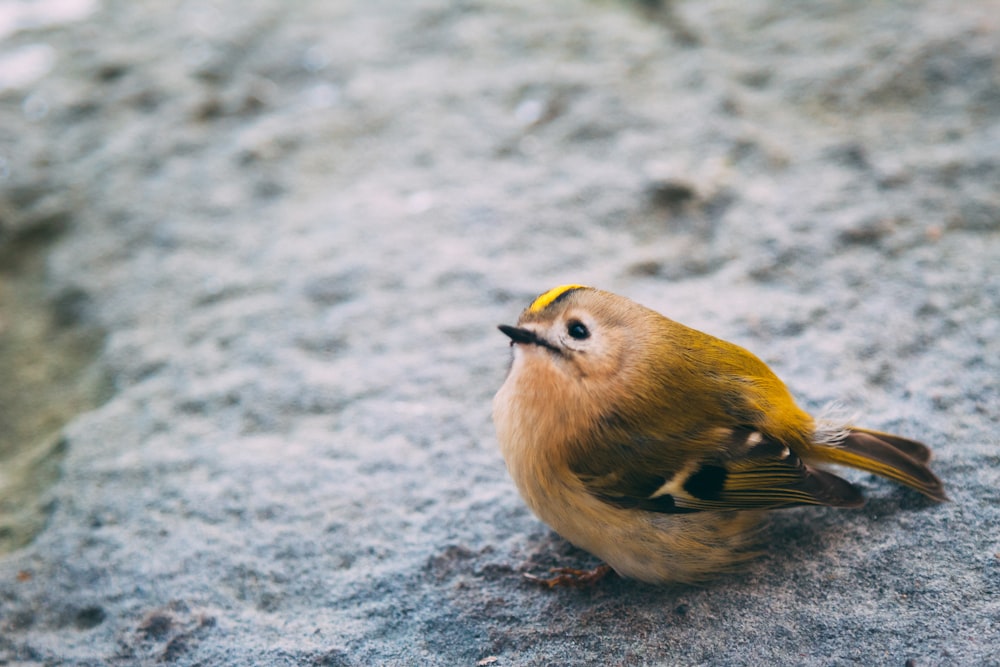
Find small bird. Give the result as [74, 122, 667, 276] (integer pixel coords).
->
[493, 285, 946, 585]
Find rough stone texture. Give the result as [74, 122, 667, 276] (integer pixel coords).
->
[1, 0, 999, 664]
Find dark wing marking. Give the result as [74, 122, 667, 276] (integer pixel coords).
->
[683, 465, 727, 500]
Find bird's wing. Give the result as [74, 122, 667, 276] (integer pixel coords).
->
[570, 427, 864, 514]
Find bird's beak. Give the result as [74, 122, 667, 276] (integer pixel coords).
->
[497, 324, 563, 355]
[498, 324, 538, 345]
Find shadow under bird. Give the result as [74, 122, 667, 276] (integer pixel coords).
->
[493, 285, 946, 586]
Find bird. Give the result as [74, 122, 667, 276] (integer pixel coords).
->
[492, 285, 946, 585]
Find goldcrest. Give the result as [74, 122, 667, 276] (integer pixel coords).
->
[493, 285, 946, 585]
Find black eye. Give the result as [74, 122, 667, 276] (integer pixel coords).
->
[567, 320, 590, 340]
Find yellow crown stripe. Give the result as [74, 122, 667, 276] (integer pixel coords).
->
[528, 284, 590, 313]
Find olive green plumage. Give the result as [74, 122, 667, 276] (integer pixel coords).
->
[493, 285, 945, 584]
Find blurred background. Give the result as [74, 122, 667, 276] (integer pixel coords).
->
[1, 0, 998, 664]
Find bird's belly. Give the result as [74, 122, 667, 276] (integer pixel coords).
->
[513, 463, 762, 584]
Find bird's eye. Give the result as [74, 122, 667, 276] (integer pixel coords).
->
[567, 320, 590, 340]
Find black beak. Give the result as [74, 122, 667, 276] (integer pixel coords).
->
[498, 324, 538, 345]
[498, 324, 563, 355]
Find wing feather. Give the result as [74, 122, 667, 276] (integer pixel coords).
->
[573, 428, 864, 514]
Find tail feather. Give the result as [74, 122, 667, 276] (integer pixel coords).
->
[807, 429, 947, 502]
[847, 427, 932, 464]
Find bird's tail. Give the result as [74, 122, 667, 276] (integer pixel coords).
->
[807, 427, 947, 502]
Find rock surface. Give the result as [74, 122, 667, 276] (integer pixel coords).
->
[1, 0, 998, 664]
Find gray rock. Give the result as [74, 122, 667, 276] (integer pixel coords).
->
[1, 0, 997, 664]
